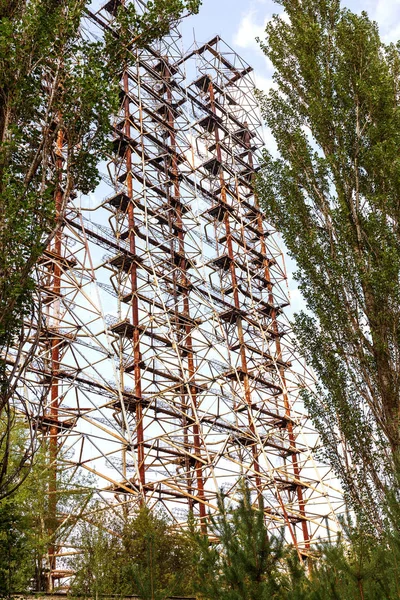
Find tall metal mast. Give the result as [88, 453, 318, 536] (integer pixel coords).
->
[6, 7, 343, 586]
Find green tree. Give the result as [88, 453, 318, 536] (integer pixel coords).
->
[0, 499, 32, 597]
[0, 424, 95, 595]
[122, 507, 196, 599]
[69, 511, 121, 597]
[302, 515, 400, 600]
[71, 506, 196, 599]
[0, 418, 48, 594]
[190, 486, 400, 599]
[257, 0, 400, 526]
[192, 485, 293, 600]
[0, 0, 200, 500]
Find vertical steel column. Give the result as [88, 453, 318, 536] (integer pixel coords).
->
[165, 62, 206, 526]
[123, 70, 145, 488]
[47, 130, 63, 590]
[207, 81, 262, 494]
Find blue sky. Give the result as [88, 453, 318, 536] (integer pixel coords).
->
[180, 0, 400, 316]
[182, 0, 400, 84]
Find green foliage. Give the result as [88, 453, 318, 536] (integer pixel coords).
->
[257, 0, 400, 525]
[69, 512, 120, 597]
[0, 417, 98, 593]
[0, 445, 51, 594]
[3, 471, 400, 599]
[0, 0, 105, 364]
[71, 506, 196, 599]
[301, 517, 400, 599]
[0, 498, 33, 597]
[0, 428, 93, 594]
[122, 507, 196, 599]
[192, 485, 300, 600]
[0, 411, 35, 497]
[190, 484, 400, 599]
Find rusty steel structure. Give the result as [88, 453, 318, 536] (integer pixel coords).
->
[7, 3, 343, 588]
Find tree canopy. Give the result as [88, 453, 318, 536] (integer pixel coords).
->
[257, 0, 400, 526]
[71, 506, 196, 599]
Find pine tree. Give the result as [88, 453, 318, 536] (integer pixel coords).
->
[192, 485, 295, 600]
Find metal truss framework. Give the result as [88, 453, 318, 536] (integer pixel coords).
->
[9, 3, 343, 586]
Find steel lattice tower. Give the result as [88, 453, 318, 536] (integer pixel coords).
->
[7, 3, 343, 587]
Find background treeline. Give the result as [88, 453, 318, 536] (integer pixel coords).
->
[2, 458, 400, 599]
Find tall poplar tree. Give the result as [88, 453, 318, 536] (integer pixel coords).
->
[257, 0, 400, 526]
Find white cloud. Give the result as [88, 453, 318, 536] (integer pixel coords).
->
[254, 74, 275, 92]
[347, 0, 400, 43]
[233, 11, 269, 50]
[369, 0, 400, 42]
